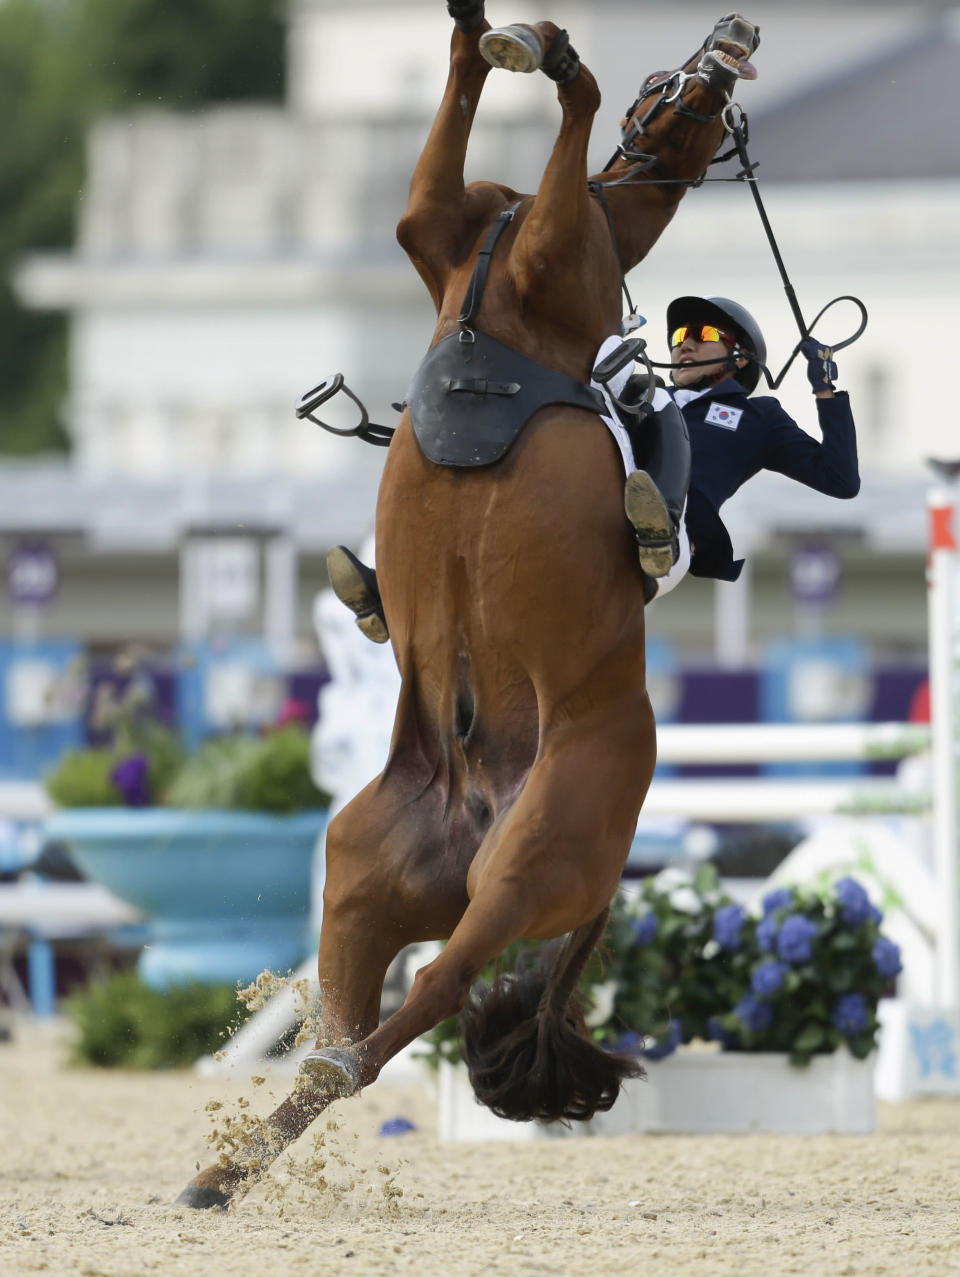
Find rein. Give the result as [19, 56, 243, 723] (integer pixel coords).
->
[594, 80, 869, 390]
[302, 54, 870, 448]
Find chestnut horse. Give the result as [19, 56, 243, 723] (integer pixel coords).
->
[176, 5, 759, 1208]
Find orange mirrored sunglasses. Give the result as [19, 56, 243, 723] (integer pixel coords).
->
[670, 324, 737, 349]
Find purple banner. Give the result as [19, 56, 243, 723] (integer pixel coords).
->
[8, 542, 58, 608]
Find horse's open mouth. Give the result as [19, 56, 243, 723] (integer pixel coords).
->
[713, 41, 758, 80]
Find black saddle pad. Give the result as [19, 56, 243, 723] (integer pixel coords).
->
[408, 329, 606, 468]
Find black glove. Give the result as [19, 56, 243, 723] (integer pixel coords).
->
[801, 338, 838, 393]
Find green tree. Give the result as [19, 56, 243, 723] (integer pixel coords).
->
[0, 0, 285, 455]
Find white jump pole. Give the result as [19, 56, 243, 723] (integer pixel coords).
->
[643, 778, 929, 823]
[927, 478, 960, 1006]
[656, 721, 930, 766]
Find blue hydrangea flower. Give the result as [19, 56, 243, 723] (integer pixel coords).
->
[379, 1117, 416, 1136]
[756, 914, 779, 954]
[734, 994, 774, 1033]
[835, 876, 872, 927]
[776, 914, 819, 965]
[608, 1031, 643, 1054]
[707, 1017, 738, 1049]
[762, 888, 795, 916]
[867, 903, 884, 925]
[751, 959, 788, 998]
[630, 912, 659, 947]
[110, 753, 151, 807]
[713, 903, 747, 952]
[831, 992, 869, 1037]
[872, 936, 903, 979]
[642, 1019, 682, 1061]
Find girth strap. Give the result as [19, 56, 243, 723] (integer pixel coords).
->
[458, 202, 521, 331]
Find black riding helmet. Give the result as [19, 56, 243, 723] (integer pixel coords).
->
[666, 296, 766, 394]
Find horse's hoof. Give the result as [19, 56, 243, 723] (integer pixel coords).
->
[479, 25, 544, 74]
[299, 1046, 361, 1097]
[172, 1183, 231, 1211]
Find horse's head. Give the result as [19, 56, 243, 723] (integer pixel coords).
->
[608, 12, 760, 179]
[699, 12, 760, 93]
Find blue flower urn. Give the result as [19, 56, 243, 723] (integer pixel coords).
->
[45, 808, 328, 989]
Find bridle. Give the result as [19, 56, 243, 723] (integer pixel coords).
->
[591, 65, 869, 388]
[599, 55, 746, 188]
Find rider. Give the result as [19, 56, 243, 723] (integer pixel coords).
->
[325, 296, 860, 640]
[630, 295, 860, 591]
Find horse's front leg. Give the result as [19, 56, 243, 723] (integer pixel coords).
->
[509, 24, 602, 267]
[395, 8, 495, 307]
[482, 24, 618, 345]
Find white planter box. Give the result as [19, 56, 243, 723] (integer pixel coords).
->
[438, 1047, 876, 1140]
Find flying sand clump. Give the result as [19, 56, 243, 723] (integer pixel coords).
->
[199, 969, 405, 1216]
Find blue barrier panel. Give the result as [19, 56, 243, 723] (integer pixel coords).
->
[761, 636, 871, 778]
[646, 637, 679, 780]
[176, 639, 284, 751]
[0, 639, 84, 781]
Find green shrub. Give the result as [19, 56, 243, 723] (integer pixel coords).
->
[163, 725, 330, 813]
[64, 971, 249, 1069]
[46, 725, 184, 808]
[45, 746, 122, 807]
[161, 732, 262, 810]
[233, 725, 330, 813]
[43, 653, 331, 812]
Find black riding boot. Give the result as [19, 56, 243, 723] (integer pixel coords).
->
[623, 399, 690, 579]
[326, 546, 389, 644]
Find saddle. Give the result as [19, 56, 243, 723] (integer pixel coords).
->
[408, 329, 606, 468]
[408, 205, 606, 469]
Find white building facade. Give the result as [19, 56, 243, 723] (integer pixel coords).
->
[7, 0, 958, 660]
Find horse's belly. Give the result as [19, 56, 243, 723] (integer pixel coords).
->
[377, 412, 646, 777]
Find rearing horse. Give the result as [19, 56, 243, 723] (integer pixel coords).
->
[177, 5, 759, 1209]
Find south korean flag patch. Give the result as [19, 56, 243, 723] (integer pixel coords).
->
[704, 402, 743, 430]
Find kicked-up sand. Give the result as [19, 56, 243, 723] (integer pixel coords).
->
[2, 1016, 959, 1277]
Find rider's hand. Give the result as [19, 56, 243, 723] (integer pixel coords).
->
[800, 338, 838, 394]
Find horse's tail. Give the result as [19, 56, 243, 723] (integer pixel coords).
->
[458, 911, 644, 1124]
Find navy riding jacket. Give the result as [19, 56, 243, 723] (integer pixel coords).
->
[670, 378, 860, 582]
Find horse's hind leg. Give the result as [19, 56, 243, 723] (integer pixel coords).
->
[175, 774, 464, 1209]
[319, 690, 656, 1104]
[307, 778, 465, 1047]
